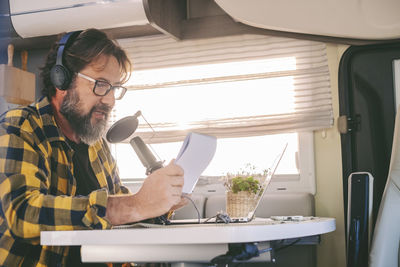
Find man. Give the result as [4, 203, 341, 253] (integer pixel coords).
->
[0, 29, 186, 266]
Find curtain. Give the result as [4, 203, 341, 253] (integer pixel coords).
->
[115, 34, 333, 144]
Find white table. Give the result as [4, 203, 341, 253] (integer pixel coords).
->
[41, 217, 335, 263]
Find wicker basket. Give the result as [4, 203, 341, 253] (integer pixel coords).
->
[226, 191, 258, 218]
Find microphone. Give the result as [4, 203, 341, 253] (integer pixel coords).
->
[107, 110, 164, 174]
[106, 111, 141, 143]
[130, 136, 164, 175]
[107, 112, 170, 224]
[130, 136, 170, 225]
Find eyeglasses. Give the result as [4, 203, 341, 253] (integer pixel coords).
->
[77, 72, 127, 100]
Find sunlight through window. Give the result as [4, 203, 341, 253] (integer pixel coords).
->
[125, 57, 297, 88]
[111, 56, 302, 179]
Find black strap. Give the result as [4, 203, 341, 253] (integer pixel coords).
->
[211, 243, 260, 266]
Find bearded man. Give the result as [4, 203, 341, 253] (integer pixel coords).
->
[0, 29, 186, 267]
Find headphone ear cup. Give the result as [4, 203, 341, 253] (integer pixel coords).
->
[50, 64, 72, 90]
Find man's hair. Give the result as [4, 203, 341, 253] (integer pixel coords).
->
[40, 28, 131, 99]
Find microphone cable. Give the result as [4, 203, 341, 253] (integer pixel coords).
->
[182, 194, 201, 224]
[178, 195, 233, 224]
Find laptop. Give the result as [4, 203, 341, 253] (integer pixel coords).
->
[168, 142, 288, 225]
[113, 143, 288, 229]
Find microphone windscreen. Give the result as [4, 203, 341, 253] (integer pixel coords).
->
[106, 111, 141, 143]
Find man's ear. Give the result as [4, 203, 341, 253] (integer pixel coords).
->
[55, 87, 67, 96]
[51, 87, 67, 107]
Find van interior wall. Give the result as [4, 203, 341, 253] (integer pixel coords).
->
[314, 44, 349, 267]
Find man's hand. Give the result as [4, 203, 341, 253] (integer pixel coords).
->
[134, 160, 185, 217]
[171, 195, 190, 211]
[106, 160, 185, 225]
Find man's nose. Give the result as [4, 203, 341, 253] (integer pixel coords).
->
[101, 90, 116, 107]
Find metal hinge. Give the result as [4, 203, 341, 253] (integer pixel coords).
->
[337, 115, 361, 134]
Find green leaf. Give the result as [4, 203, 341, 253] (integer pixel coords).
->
[230, 176, 261, 194]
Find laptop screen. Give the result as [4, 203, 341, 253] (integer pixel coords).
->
[168, 142, 288, 225]
[243, 142, 288, 221]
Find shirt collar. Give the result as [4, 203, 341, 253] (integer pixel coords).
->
[35, 96, 68, 144]
[35, 96, 104, 148]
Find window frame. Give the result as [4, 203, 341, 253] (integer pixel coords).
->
[118, 131, 315, 195]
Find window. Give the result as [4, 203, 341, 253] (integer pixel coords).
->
[111, 34, 333, 194]
[112, 132, 315, 193]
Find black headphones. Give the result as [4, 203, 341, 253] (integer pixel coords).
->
[50, 31, 82, 90]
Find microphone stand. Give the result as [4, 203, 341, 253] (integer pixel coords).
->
[141, 159, 171, 225]
[107, 111, 172, 225]
[129, 133, 171, 225]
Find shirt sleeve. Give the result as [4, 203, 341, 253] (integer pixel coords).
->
[112, 167, 131, 195]
[100, 138, 131, 195]
[0, 112, 112, 245]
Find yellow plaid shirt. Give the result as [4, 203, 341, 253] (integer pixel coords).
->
[0, 97, 129, 266]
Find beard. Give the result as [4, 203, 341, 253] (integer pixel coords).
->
[60, 87, 112, 145]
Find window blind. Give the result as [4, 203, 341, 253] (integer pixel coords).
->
[115, 34, 333, 143]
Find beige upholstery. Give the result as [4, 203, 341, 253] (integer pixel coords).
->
[205, 192, 315, 218]
[369, 107, 400, 267]
[173, 194, 206, 219]
[173, 192, 315, 219]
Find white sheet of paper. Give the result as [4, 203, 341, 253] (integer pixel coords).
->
[175, 133, 217, 194]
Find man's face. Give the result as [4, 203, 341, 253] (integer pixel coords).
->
[60, 55, 121, 144]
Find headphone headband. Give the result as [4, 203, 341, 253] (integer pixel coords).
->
[50, 30, 83, 90]
[55, 31, 81, 66]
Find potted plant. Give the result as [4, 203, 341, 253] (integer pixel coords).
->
[224, 165, 266, 218]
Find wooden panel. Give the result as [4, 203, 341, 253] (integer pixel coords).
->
[144, 0, 186, 40]
[0, 64, 35, 105]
